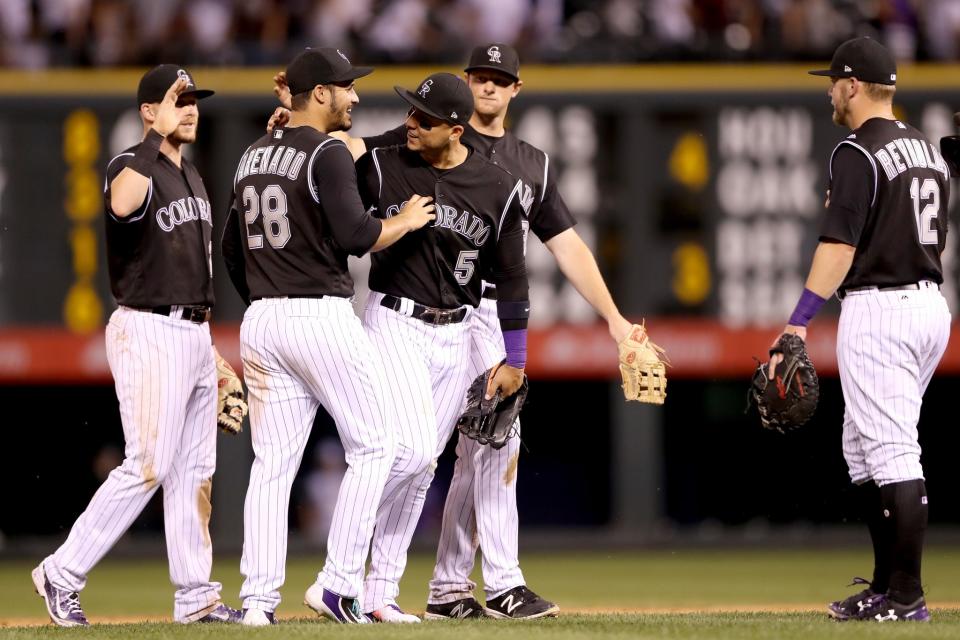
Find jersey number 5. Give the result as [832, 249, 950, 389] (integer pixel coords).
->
[910, 177, 940, 245]
[243, 184, 291, 249]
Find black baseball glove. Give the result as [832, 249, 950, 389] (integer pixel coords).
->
[748, 333, 819, 433]
[457, 367, 528, 449]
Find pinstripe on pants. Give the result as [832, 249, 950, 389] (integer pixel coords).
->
[837, 286, 950, 486]
[239, 297, 395, 612]
[361, 292, 474, 613]
[44, 307, 221, 623]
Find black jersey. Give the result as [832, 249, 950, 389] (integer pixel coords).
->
[103, 145, 214, 308]
[222, 126, 382, 302]
[357, 145, 528, 309]
[364, 124, 575, 242]
[820, 118, 950, 291]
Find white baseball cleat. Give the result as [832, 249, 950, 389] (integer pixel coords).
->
[368, 604, 421, 623]
[240, 608, 275, 626]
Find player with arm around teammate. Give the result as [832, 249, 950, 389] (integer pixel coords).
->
[772, 37, 950, 622]
[353, 73, 530, 623]
[222, 48, 436, 626]
[32, 65, 242, 626]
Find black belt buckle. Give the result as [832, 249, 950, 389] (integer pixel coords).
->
[420, 308, 457, 325]
[184, 306, 211, 323]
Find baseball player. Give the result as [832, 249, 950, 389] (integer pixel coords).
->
[350, 72, 530, 623]
[774, 37, 950, 622]
[278, 43, 638, 619]
[32, 65, 243, 625]
[222, 48, 436, 626]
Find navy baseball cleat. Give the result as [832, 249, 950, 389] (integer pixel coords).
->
[827, 577, 877, 620]
[304, 583, 368, 623]
[484, 586, 559, 620]
[424, 597, 487, 620]
[193, 603, 242, 623]
[31, 563, 89, 627]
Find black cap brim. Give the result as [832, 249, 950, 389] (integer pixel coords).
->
[182, 88, 215, 100]
[393, 86, 452, 124]
[464, 64, 519, 81]
[333, 66, 374, 83]
[808, 69, 847, 78]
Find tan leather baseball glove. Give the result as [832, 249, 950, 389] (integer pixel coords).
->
[215, 349, 248, 435]
[618, 323, 668, 404]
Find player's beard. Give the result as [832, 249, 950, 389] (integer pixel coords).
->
[170, 123, 197, 144]
[330, 91, 353, 131]
[832, 92, 849, 127]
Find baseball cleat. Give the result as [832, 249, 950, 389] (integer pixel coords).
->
[424, 597, 487, 620]
[367, 603, 421, 623]
[827, 577, 877, 620]
[31, 563, 89, 627]
[484, 585, 559, 620]
[193, 603, 242, 623]
[240, 608, 276, 626]
[860, 595, 931, 622]
[303, 584, 368, 624]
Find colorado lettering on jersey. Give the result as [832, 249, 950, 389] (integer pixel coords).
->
[385, 201, 491, 247]
[156, 196, 212, 232]
[235, 145, 307, 183]
[867, 135, 950, 182]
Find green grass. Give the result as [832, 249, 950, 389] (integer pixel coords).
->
[3, 549, 960, 638]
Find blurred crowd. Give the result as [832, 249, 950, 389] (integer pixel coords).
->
[1, 0, 959, 68]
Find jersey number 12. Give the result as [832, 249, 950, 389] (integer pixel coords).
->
[910, 177, 940, 245]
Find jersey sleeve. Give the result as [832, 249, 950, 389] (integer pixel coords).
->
[530, 154, 576, 241]
[492, 181, 530, 331]
[361, 124, 406, 152]
[221, 202, 250, 304]
[355, 149, 384, 213]
[819, 144, 875, 246]
[103, 151, 151, 223]
[312, 141, 383, 256]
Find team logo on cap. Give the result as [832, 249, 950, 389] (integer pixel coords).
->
[891, 73, 897, 81]
[177, 68, 194, 87]
[487, 45, 502, 63]
[418, 79, 433, 98]
[451, 111, 458, 120]
[844, 65, 852, 72]
[337, 49, 350, 62]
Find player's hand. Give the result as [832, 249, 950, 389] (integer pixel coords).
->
[266, 107, 290, 133]
[396, 195, 436, 231]
[824, 189, 831, 208]
[214, 348, 247, 435]
[768, 325, 807, 378]
[609, 315, 633, 344]
[487, 364, 525, 400]
[151, 77, 189, 137]
[273, 71, 292, 109]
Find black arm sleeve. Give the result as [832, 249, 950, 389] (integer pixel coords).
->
[221, 203, 250, 304]
[354, 150, 383, 213]
[530, 162, 576, 242]
[103, 152, 149, 223]
[362, 124, 406, 151]
[819, 145, 873, 246]
[313, 141, 383, 256]
[492, 188, 530, 331]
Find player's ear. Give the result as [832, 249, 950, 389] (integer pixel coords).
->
[140, 103, 156, 123]
[512, 79, 523, 97]
[450, 124, 464, 141]
[313, 84, 325, 106]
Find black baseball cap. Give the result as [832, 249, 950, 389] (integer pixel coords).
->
[464, 43, 520, 82]
[394, 73, 474, 126]
[809, 37, 897, 85]
[285, 48, 373, 95]
[137, 64, 214, 106]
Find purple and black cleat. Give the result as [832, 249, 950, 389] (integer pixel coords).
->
[194, 603, 243, 624]
[31, 563, 89, 627]
[827, 577, 877, 620]
[861, 595, 931, 622]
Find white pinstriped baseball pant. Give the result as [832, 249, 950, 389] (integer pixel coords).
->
[44, 307, 222, 622]
[428, 297, 525, 603]
[239, 297, 395, 612]
[837, 283, 950, 486]
[361, 292, 474, 613]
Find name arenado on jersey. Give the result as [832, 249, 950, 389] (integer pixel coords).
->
[156, 195, 212, 232]
[235, 145, 308, 183]
[385, 201, 491, 247]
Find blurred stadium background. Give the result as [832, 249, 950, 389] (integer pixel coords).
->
[2, 0, 960, 600]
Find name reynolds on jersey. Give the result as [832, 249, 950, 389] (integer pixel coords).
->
[234, 145, 308, 182]
[385, 201, 491, 246]
[156, 196, 212, 232]
[869, 136, 950, 181]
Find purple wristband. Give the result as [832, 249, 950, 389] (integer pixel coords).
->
[788, 288, 827, 327]
[503, 329, 527, 369]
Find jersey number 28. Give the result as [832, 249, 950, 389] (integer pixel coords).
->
[243, 184, 291, 249]
[910, 177, 940, 246]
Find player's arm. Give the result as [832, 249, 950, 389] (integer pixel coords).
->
[110, 77, 188, 217]
[319, 144, 435, 255]
[489, 185, 531, 399]
[221, 203, 251, 304]
[773, 145, 867, 368]
[329, 125, 407, 161]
